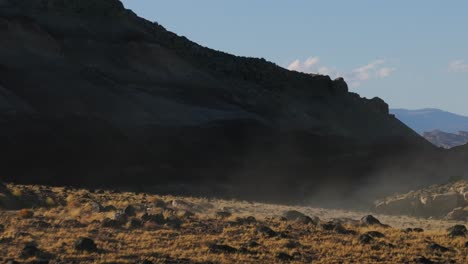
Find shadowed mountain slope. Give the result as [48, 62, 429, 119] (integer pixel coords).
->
[0, 0, 440, 203]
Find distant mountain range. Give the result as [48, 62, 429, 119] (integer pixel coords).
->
[391, 108, 468, 134]
[391, 108, 468, 148]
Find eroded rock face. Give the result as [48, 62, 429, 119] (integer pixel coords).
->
[446, 207, 468, 221]
[374, 180, 468, 219]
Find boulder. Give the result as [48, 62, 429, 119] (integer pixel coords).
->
[360, 215, 389, 227]
[256, 225, 277, 238]
[215, 211, 232, 219]
[101, 218, 122, 228]
[123, 205, 136, 217]
[413, 257, 435, 264]
[447, 225, 467, 237]
[282, 210, 319, 225]
[113, 211, 129, 224]
[141, 213, 165, 224]
[74, 237, 98, 252]
[321, 221, 356, 235]
[427, 243, 450, 252]
[102, 205, 117, 212]
[20, 243, 41, 258]
[363, 231, 385, 238]
[276, 252, 294, 261]
[208, 243, 237, 254]
[358, 234, 374, 244]
[127, 218, 143, 228]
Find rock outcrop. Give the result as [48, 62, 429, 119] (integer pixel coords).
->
[375, 180, 468, 220]
[0, 0, 439, 203]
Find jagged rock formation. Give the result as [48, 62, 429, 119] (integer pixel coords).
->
[374, 180, 468, 220]
[423, 130, 468, 149]
[0, 0, 438, 203]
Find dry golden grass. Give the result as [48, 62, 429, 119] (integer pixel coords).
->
[0, 184, 466, 264]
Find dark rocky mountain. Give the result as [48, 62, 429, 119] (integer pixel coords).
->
[423, 130, 468, 149]
[0, 0, 442, 203]
[391, 108, 468, 134]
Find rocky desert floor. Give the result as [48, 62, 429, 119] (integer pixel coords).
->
[0, 183, 467, 264]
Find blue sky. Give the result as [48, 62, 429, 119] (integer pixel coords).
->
[121, 1, 468, 115]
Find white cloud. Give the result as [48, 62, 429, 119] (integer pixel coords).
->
[304, 57, 320, 68]
[377, 67, 396, 78]
[287, 59, 301, 71]
[286, 57, 396, 88]
[352, 60, 385, 81]
[448, 60, 468, 73]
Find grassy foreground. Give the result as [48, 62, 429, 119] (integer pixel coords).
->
[0, 184, 466, 263]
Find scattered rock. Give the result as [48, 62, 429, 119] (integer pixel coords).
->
[321, 221, 356, 235]
[176, 210, 195, 218]
[233, 216, 256, 225]
[87, 201, 103, 213]
[215, 211, 232, 219]
[447, 225, 467, 237]
[256, 225, 277, 237]
[113, 211, 129, 224]
[152, 199, 166, 208]
[140, 260, 153, 264]
[0, 224, 4, 232]
[127, 218, 143, 228]
[20, 242, 41, 258]
[276, 252, 294, 261]
[102, 205, 117, 212]
[284, 240, 301, 249]
[208, 243, 237, 253]
[360, 215, 388, 227]
[171, 200, 197, 211]
[427, 243, 450, 252]
[414, 256, 435, 264]
[282, 210, 319, 225]
[363, 231, 385, 238]
[61, 219, 86, 228]
[403, 227, 424, 233]
[245, 241, 260, 248]
[101, 218, 122, 228]
[464, 241, 468, 248]
[18, 209, 34, 219]
[358, 234, 374, 244]
[165, 216, 182, 229]
[141, 213, 165, 224]
[124, 205, 137, 217]
[74, 237, 98, 252]
[32, 220, 51, 229]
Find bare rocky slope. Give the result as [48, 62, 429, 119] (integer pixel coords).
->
[423, 130, 468, 149]
[0, 0, 444, 203]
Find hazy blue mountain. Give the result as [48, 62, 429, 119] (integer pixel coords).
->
[391, 108, 468, 134]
